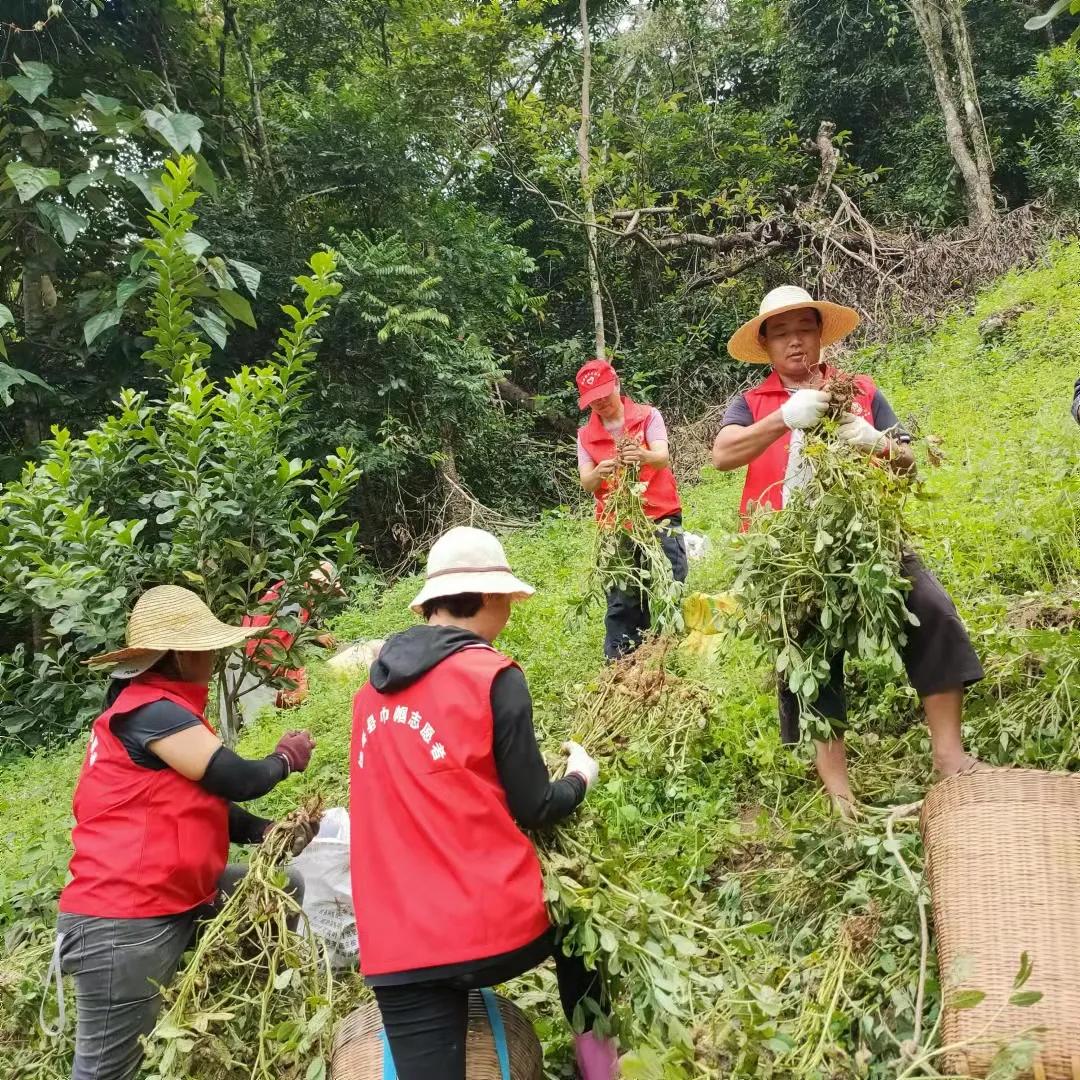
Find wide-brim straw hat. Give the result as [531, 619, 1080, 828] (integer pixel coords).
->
[87, 584, 258, 671]
[727, 285, 860, 364]
[410, 526, 534, 614]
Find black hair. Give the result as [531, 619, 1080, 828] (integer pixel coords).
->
[420, 592, 485, 621]
[149, 650, 184, 679]
[759, 307, 823, 338]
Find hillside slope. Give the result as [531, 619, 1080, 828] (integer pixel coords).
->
[3, 243, 1080, 1077]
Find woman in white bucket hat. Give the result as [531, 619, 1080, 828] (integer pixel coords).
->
[349, 527, 617, 1080]
[49, 585, 318, 1080]
[712, 287, 984, 818]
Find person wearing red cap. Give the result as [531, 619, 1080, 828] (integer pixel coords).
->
[576, 359, 687, 659]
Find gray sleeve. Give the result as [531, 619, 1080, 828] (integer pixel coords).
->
[870, 390, 911, 442]
[720, 393, 754, 428]
[1073, 378, 1080, 424]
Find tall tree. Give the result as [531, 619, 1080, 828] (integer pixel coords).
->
[577, 0, 606, 358]
[907, 0, 996, 224]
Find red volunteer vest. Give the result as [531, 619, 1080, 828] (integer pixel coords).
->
[579, 397, 681, 521]
[59, 674, 229, 918]
[243, 581, 310, 680]
[349, 644, 551, 976]
[739, 369, 877, 525]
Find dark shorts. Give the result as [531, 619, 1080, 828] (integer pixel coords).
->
[778, 553, 984, 744]
[604, 513, 688, 660]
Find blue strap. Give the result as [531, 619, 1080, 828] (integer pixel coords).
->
[381, 1028, 398, 1079]
[480, 988, 512, 1080]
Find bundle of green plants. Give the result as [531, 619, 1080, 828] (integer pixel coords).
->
[142, 798, 334, 1080]
[537, 641, 742, 1064]
[0, 929, 71, 1080]
[574, 448, 685, 635]
[728, 400, 918, 741]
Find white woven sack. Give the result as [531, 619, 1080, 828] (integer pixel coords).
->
[290, 807, 359, 969]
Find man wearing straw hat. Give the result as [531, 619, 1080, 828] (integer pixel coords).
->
[712, 287, 984, 814]
[576, 357, 688, 659]
[349, 526, 618, 1080]
[50, 585, 317, 1080]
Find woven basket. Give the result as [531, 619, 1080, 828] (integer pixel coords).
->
[921, 768, 1080, 1078]
[330, 990, 543, 1080]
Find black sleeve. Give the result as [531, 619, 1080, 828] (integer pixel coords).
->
[870, 390, 911, 442]
[719, 392, 753, 428]
[199, 745, 289, 802]
[111, 699, 204, 770]
[228, 802, 273, 845]
[491, 666, 586, 830]
[1073, 378, 1080, 424]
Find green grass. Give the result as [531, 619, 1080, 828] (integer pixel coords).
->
[5, 242, 1080, 1077]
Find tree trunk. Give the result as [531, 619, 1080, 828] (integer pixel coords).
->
[942, 0, 994, 204]
[227, 8, 275, 185]
[577, 0, 606, 359]
[907, 0, 994, 226]
[218, 2, 230, 148]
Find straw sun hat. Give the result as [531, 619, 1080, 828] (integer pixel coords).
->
[88, 584, 258, 678]
[727, 285, 860, 364]
[410, 526, 534, 615]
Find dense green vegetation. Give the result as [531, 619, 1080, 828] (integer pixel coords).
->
[4, 244, 1080, 1075]
[4, 0, 1080, 745]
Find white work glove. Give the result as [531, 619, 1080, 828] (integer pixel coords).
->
[837, 412, 887, 453]
[562, 740, 599, 790]
[780, 389, 830, 430]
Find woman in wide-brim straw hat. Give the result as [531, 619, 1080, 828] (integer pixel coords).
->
[49, 584, 319, 1080]
[712, 286, 984, 819]
[348, 526, 619, 1080]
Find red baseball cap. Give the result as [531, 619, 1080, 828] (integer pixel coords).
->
[576, 359, 618, 410]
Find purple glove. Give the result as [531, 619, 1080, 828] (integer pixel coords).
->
[275, 730, 315, 775]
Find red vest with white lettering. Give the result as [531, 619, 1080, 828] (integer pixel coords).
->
[242, 581, 310, 680]
[739, 369, 877, 524]
[59, 674, 230, 918]
[579, 397, 681, 521]
[349, 644, 551, 976]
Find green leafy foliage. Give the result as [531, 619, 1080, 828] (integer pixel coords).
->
[729, 418, 916, 739]
[0, 156, 359, 748]
[574, 462, 685, 637]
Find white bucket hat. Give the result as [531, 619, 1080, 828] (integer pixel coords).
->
[410, 526, 534, 614]
[727, 285, 860, 364]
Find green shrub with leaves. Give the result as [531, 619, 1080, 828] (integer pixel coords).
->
[0, 155, 360, 748]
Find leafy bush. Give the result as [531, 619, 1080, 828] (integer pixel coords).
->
[0, 156, 360, 748]
[1020, 44, 1080, 208]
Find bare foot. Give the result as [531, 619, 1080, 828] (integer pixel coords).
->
[934, 753, 986, 778]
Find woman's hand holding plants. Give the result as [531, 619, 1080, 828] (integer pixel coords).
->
[562, 740, 600, 790]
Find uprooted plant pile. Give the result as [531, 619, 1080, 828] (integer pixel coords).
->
[142, 797, 338, 1080]
[535, 638, 741, 1061]
[728, 396, 917, 741]
[574, 442, 684, 635]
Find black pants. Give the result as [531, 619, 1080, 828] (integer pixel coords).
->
[372, 930, 604, 1080]
[778, 553, 984, 743]
[604, 514, 689, 660]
